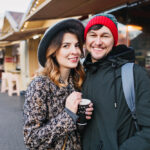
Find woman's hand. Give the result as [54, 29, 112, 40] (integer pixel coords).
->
[85, 103, 93, 120]
[65, 91, 82, 114]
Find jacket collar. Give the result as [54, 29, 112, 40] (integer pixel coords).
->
[84, 44, 135, 72]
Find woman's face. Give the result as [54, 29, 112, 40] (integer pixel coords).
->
[55, 33, 82, 71]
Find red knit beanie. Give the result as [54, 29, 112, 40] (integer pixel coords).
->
[84, 14, 118, 46]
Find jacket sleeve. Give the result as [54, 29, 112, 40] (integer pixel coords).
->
[23, 77, 76, 149]
[119, 65, 150, 150]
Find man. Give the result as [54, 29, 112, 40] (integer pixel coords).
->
[82, 13, 150, 150]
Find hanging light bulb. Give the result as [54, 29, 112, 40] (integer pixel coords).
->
[127, 25, 142, 31]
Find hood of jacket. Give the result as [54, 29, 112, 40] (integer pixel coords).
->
[84, 44, 135, 72]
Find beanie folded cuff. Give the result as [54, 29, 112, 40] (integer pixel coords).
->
[84, 16, 118, 46]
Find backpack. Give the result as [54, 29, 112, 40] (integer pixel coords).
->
[121, 63, 140, 131]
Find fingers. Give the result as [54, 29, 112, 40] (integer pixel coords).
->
[65, 91, 82, 114]
[85, 103, 94, 120]
[86, 116, 92, 120]
[85, 108, 93, 119]
[72, 92, 82, 105]
[89, 102, 93, 107]
[74, 97, 81, 106]
[85, 111, 93, 116]
[72, 91, 82, 97]
[75, 92, 82, 100]
[86, 107, 93, 112]
[86, 103, 94, 113]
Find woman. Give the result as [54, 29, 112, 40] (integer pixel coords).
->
[23, 19, 92, 150]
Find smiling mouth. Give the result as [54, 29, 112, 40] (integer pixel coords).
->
[92, 47, 104, 51]
[68, 57, 79, 62]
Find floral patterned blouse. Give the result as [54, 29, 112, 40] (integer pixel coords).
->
[23, 76, 81, 150]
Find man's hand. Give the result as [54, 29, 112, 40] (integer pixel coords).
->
[85, 103, 93, 119]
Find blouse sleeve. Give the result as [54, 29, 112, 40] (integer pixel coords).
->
[23, 77, 76, 149]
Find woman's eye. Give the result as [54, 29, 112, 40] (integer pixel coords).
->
[90, 34, 96, 37]
[63, 44, 69, 48]
[75, 43, 80, 47]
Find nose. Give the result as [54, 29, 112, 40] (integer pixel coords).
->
[71, 45, 79, 54]
[95, 37, 102, 45]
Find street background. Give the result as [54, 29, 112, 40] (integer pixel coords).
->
[0, 93, 26, 150]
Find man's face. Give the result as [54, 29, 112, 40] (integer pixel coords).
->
[85, 26, 114, 63]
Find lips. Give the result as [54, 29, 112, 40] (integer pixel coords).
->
[92, 47, 104, 51]
[68, 57, 79, 63]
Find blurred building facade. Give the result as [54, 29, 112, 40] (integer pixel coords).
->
[0, 0, 150, 94]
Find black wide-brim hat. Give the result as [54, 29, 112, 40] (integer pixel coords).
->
[38, 18, 84, 67]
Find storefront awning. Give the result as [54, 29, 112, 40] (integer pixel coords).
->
[0, 41, 20, 47]
[0, 27, 47, 42]
[26, 0, 137, 21]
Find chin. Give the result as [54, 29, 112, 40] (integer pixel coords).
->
[93, 55, 104, 60]
[70, 64, 78, 69]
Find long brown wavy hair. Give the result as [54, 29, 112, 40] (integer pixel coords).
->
[37, 28, 85, 90]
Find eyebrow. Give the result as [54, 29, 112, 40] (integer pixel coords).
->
[88, 31, 96, 34]
[62, 42, 70, 44]
[102, 32, 111, 35]
[88, 31, 111, 35]
[62, 41, 79, 44]
[61, 42, 73, 46]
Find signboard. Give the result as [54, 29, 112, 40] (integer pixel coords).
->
[5, 57, 14, 63]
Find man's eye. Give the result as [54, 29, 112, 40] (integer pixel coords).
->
[103, 34, 109, 38]
[103, 36, 108, 38]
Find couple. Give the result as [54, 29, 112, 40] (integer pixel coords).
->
[23, 14, 150, 150]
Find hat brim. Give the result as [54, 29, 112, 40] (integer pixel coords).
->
[38, 19, 84, 67]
